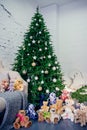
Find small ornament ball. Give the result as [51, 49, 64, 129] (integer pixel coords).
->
[22, 70, 27, 74]
[46, 89, 49, 94]
[38, 86, 42, 91]
[32, 62, 36, 66]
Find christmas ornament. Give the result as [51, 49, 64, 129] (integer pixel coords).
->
[45, 47, 47, 50]
[48, 55, 51, 58]
[55, 87, 59, 91]
[39, 31, 41, 34]
[53, 78, 57, 83]
[45, 70, 48, 74]
[41, 70, 44, 73]
[48, 63, 51, 67]
[32, 62, 36, 66]
[32, 40, 35, 43]
[30, 36, 32, 39]
[39, 48, 42, 51]
[27, 78, 30, 83]
[36, 23, 38, 26]
[28, 43, 30, 46]
[41, 80, 44, 84]
[55, 61, 57, 64]
[52, 66, 56, 71]
[38, 41, 40, 43]
[33, 56, 37, 59]
[22, 70, 27, 74]
[35, 76, 38, 80]
[39, 19, 41, 22]
[38, 86, 42, 91]
[46, 89, 49, 94]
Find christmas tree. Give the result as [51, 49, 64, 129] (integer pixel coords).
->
[13, 8, 65, 107]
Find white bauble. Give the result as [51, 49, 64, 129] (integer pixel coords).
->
[22, 70, 27, 74]
[35, 76, 38, 80]
[32, 40, 35, 43]
[41, 80, 44, 84]
[46, 89, 49, 94]
[55, 87, 59, 91]
[45, 70, 48, 74]
[53, 78, 57, 82]
[48, 55, 51, 58]
[27, 78, 30, 83]
[52, 66, 56, 71]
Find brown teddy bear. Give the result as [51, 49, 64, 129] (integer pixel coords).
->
[13, 110, 32, 129]
[41, 101, 49, 112]
[14, 79, 24, 91]
[74, 104, 87, 126]
[38, 111, 45, 122]
[55, 99, 63, 114]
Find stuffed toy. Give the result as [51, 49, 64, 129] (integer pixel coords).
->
[13, 110, 32, 129]
[0, 79, 9, 92]
[55, 99, 63, 114]
[50, 107, 61, 124]
[48, 92, 56, 105]
[26, 104, 38, 120]
[37, 111, 45, 122]
[41, 101, 49, 112]
[74, 108, 87, 126]
[14, 79, 24, 91]
[61, 98, 75, 122]
[61, 107, 74, 122]
[60, 89, 70, 102]
[43, 111, 51, 123]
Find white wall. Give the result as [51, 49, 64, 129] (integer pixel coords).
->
[41, 4, 58, 56]
[0, 0, 37, 69]
[58, 0, 87, 76]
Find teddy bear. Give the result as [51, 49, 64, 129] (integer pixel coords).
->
[13, 79, 24, 91]
[60, 89, 70, 102]
[55, 99, 63, 115]
[37, 111, 45, 122]
[74, 104, 87, 126]
[50, 107, 61, 124]
[13, 110, 32, 129]
[40, 101, 49, 112]
[61, 98, 75, 122]
[0, 79, 9, 92]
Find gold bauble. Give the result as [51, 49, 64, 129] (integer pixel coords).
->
[32, 62, 36, 66]
[38, 86, 42, 91]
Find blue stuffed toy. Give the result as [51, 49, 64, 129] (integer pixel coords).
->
[48, 92, 57, 105]
[26, 104, 38, 120]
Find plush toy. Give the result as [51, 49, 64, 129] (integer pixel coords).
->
[26, 104, 38, 120]
[48, 92, 56, 105]
[61, 98, 75, 122]
[37, 111, 45, 122]
[41, 101, 49, 112]
[60, 89, 70, 102]
[0, 79, 9, 92]
[74, 108, 87, 126]
[50, 107, 61, 124]
[14, 79, 24, 91]
[13, 110, 32, 129]
[61, 107, 74, 122]
[56, 99, 63, 114]
[43, 111, 51, 123]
